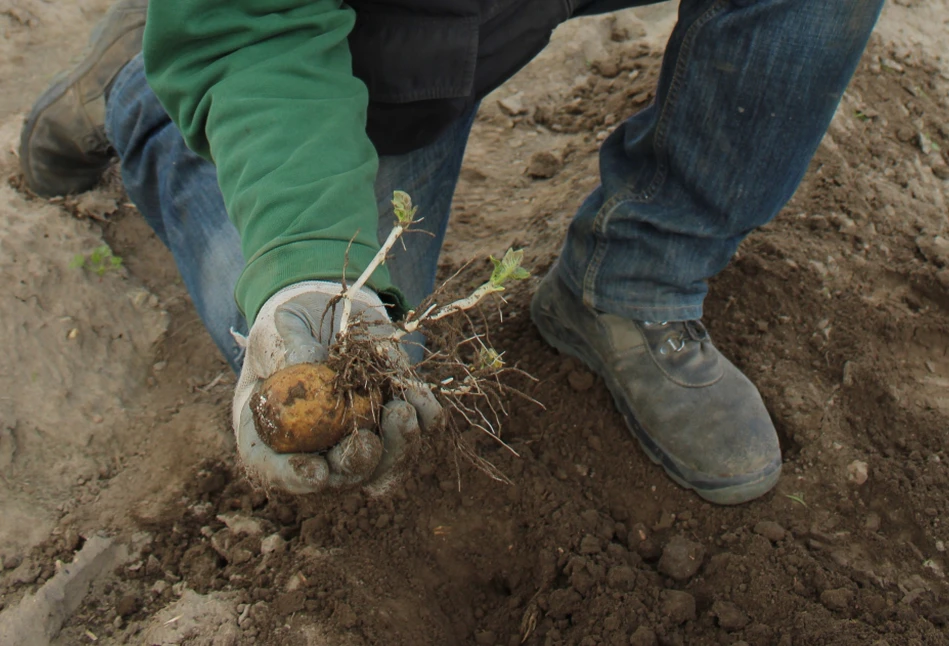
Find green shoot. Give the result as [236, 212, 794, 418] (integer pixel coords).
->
[475, 347, 505, 371]
[70, 244, 123, 277]
[784, 493, 808, 508]
[391, 190, 417, 226]
[489, 248, 531, 290]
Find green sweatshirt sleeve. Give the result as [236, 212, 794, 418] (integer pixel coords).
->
[142, 0, 406, 323]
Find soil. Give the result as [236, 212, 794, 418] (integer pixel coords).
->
[2, 2, 949, 645]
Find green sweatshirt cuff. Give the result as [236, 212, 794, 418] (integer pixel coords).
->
[237, 239, 410, 324]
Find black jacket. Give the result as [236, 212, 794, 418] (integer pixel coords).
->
[348, 0, 630, 155]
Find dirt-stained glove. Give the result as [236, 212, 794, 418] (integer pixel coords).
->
[233, 281, 443, 495]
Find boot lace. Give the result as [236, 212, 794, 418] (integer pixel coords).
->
[641, 320, 709, 355]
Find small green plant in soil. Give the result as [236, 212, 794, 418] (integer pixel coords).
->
[70, 244, 123, 276]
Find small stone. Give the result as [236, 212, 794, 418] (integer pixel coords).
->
[847, 460, 869, 485]
[579, 534, 601, 554]
[526, 150, 563, 179]
[753, 521, 787, 543]
[498, 93, 527, 116]
[820, 588, 854, 613]
[932, 164, 949, 181]
[260, 534, 286, 555]
[842, 361, 855, 387]
[865, 512, 882, 532]
[475, 630, 497, 645]
[629, 626, 658, 646]
[568, 370, 595, 392]
[658, 536, 706, 581]
[116, 594, 141, 617]
[3, 554, 22, 570]
[661, 590, 696, 624]
[712, 600, 749, 630]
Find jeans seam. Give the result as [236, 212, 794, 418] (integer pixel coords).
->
[641, 0, 728, 203]
[581, 0, 728, 313]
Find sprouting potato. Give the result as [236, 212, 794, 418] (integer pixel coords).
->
[250, 363, 377, 453]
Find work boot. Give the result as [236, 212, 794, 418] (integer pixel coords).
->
[19, 0, 147, 197]
[531, 266, 782, 505]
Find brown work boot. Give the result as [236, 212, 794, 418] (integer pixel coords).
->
[19, 0, 147, 197]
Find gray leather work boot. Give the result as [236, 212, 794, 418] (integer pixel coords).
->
[19, 0, 147, 197]
[531, 266, 782, 505]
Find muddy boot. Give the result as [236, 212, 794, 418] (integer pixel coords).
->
[19, 0, 148, 197]
[531, 267, 782, 505]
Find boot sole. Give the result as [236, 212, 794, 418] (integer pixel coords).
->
[19, 2, 146, 197]
[531, 289, 781, 506]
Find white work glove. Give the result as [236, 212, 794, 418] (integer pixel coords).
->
[233, 281, 443, 495]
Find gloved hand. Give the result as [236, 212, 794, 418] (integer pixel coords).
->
[233, 281, 443, 495]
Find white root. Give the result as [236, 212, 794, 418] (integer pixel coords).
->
[337, 224, 405, 338]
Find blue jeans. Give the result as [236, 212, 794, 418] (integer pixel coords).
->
[105, 0, 882, 373]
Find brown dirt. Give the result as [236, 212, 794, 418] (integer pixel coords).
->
[3, 3, 949, 646]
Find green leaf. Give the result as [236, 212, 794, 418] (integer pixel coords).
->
[784, 493, 808, 508]
[391, 190, 417, 226]
[489, 248, 531, 288]
[110, 255, 123, 267]
[854, 110, 869, 122]
[476, 347, 505, 371]
[69, 254, 86, 269]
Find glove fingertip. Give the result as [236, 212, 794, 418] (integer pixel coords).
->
[381, 400, 419, 434]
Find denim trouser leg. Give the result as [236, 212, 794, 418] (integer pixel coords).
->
[105, 54, 477, 373]
[559, 0, 884, 322]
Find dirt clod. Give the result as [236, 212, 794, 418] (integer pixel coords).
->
[660, 590, 696, 624]
[579, 534, 602, 554]
[115, 594, 140, 618]
[753, 521, 787, 542]
[657, 536, 705, 581]
[712, 600, 750, 631]
[568, 369, 596, 392]
[629, 626, 659, 646]
[607, 565, 636, 591]
[274, 591, 305, 616]
[526, 150, 563, 179]
[847, 459, 869, 485]
[820, 588, 855, 613]
[547, 588, 582, 619]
